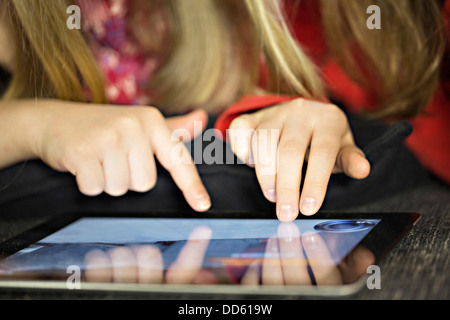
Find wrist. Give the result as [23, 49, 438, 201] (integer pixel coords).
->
[0, 99, 48, 167]
[13, 99, 60, 162]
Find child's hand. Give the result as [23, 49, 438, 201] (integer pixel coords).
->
[228, 98, 370, 221]
[34, 101, 211, 212]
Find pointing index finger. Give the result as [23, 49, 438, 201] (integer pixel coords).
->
[149, 119, 211, 212]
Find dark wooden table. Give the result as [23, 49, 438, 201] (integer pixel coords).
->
[0, 178, 448, 300]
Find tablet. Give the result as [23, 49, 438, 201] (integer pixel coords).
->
[0, 211, 420, 297]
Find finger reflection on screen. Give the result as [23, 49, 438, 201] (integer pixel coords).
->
[165, 226, 212, 284]
[240, 222, 374, 287]
[339, 244, 375, 284]
[68, 220, 376, 287]
[84, 226, 213, 285]
[241, 223, 310, 286]
[301, 231, 343, 285]
[277, 223, 311, 285]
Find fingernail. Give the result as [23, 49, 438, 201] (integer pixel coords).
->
[278, 205, 296, 222]
[278, 223, 300, 241]
[191, 226, 213, 240]
[267, 238, 279, 254]
[195, 194, 211, 212]
[264, 189, 276, 202]
[300, 198, 318, 216]
[302, 232, 320, 251]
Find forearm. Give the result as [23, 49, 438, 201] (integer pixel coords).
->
[0, 99, 44, 169]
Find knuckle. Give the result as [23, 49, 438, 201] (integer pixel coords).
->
[76, 174, 104, 196]
[313, 134, 340, 151]
[291, 97, 307, 108]
[229, 126, 254, 151]
[134, 174, 157, 193]
[229, 114, 255, 130]
[279, 139, 304, 156]
[108, 112, 144, 137]
[105, 187, 128, 197]
[325, 104, 348, 126]
[312, 143, 338, 160]
[78, 183, 103, 197]
[277, 185, 300, 196]
[61, 143, 90, 169]
[100, 115, 142, 147]
[142, 106, 165, 123]
[97, 128, 123, 147]
[304, 178, 327, 191]
[253, 127, 280, 146]
[103, 178, 130, 197]
[135, 106, 166, 134]
[289, 99, 348, 127]
[288, 97, 311, 114]
[115, 113, 141, 131]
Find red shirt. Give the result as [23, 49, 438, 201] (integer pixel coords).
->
[215, 0, 450, 184]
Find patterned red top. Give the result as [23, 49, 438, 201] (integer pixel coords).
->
[77, 0, 162, 105]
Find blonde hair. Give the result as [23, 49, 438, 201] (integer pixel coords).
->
[3, 0, 107, 104]
[2, 0, 447, 118]
[2, 0, 323, 113]
[320, 0, 447, 118]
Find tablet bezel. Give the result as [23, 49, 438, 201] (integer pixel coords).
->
[0, 211, 420, 297]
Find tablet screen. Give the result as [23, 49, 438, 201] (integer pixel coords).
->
[0, 218, 380, 287]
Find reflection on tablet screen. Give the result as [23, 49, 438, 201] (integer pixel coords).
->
[0, 218, 379, 287]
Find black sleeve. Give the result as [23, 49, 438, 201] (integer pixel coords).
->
[320, 111, 431, 210]
[0, 101, 431, 218]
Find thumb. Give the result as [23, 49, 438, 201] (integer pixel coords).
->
[335, 146, 371, 179]
[167, 109, 209, 141]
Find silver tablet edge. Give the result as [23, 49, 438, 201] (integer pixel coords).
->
[0, 275, 368, 297]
